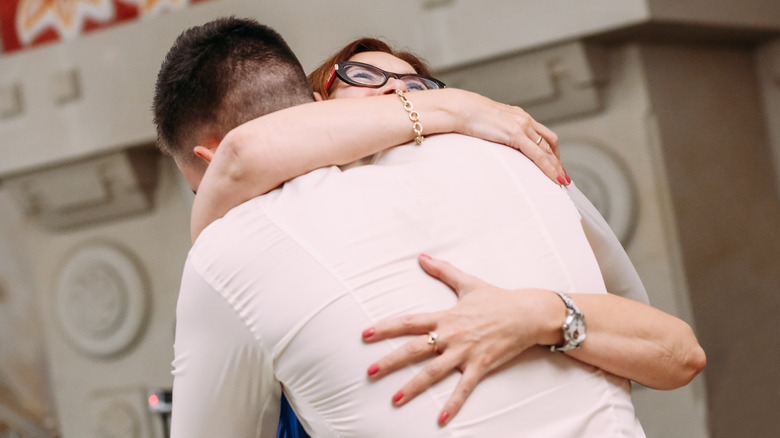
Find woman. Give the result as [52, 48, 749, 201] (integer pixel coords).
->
[193, 37, 704, 429]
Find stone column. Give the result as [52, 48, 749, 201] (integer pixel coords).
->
[639, 42, 780, 438]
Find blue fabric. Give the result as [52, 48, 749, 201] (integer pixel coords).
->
[277, 394, 310, 438]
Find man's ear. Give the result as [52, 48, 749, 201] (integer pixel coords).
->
[313, 92, 324, 102]
[193, 145, 215, 164]
[193, 138, 221, 164]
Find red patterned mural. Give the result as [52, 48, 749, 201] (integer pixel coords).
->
[0, 0, 213, 53]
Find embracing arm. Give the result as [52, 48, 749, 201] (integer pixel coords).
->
[364, 256, 706, 425]
[192, 88, 563, 241]
[565, 291, 705, 388]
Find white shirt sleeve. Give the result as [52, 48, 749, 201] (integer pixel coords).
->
[170, 259, 281, 438]
[566, 182, 650, 304]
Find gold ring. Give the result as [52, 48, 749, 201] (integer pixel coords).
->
[427, 331, 439, 353]
[535, 134, 543, 145]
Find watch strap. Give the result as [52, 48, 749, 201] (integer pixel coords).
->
[549, 290, 585, 352]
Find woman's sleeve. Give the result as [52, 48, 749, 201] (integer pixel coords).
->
[566, 182, 650, 305]
[170, 259, 281, 438]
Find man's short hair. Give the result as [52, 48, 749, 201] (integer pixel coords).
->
[153, 17, 313, 167]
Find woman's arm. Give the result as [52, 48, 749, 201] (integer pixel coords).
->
[191, 88, 563, 241]
[362, 255, 706, 425]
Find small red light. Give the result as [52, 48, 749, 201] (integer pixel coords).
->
[148, 394, 159, 407]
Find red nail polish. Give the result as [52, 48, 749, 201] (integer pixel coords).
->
[557, 175, 566, 185]
[367, 364, 380, 376]
[362, 328, 375, 338]
[438, 410, 449, 425]
[392, 391, 404, 403]
[564, 170, 571, 184]
[420, 253, 432, 260]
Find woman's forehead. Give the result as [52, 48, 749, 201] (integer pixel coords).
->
[348, 51, 417, 74]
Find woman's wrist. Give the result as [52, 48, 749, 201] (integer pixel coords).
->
[404, 88, 463, 138]
[529, 289, 568, 347]
[433, 88, 470, 136]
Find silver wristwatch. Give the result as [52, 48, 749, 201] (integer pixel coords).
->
[549, 290, 586, 352]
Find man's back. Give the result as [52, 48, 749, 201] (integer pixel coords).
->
[171, 134, 644, 437]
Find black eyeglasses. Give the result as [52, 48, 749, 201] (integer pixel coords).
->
[329, 61, 446, 92]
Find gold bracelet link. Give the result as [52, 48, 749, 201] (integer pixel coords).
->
[395, 89, 424, 145]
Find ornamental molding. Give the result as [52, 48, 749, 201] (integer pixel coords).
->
[559, 140, 638, 247]
[54, 242, 148, 359]
[1, 147, 159, 230]
[90, 387, 153, 438]
[437, 40, 609, 123]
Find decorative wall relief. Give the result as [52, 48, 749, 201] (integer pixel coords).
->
[94, 400, 141, 438]
[90, 388, 152, 438]
[0, 0, 213, 53]
[437, 41, 608, 123]
[1, 147, 160, 230]
[0, 83, 24, 119]
[54, 243, 148, 359]
[559, 141, 638, 246]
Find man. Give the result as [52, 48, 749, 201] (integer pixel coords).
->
[153, 17, 703, 437]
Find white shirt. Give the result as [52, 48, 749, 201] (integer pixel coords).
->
[171, 134, 646, 438]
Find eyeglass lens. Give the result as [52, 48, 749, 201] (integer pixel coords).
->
[340, 63, 441, 91]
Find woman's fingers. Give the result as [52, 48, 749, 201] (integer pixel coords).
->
[418, 255, 480, 297]
[366, 333, 444, 380]
[520, 121, 567, 185]
[438, 367, 483, 425]
[464, 94, 566, 185]
[519, 133, 564, 184]
[377, 341, 488, 426]
[390, 350, 464, 407]
[501, 103, 564, 184]
[534, 122, 560, 160]
[363, 312, 437, 343]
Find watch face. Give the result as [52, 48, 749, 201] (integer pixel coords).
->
[565, 313, 586, 345]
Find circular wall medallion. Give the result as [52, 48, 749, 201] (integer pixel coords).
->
[560, 141, 638, 246]
[55, 244, 148, 358]
[93, 400, 141, 438]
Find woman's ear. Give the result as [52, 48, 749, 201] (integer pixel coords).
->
[193, 145, 215, 164]
[313, 92, 324, 102]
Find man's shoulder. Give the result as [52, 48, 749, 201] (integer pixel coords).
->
[193, 166, 344, 241]
[189, 165, 362, 260]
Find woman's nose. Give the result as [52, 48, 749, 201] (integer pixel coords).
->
[380, 76, 407, 95]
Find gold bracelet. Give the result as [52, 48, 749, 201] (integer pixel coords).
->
[395, 89, 424, 145]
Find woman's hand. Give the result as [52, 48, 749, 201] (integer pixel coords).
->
[442, 89, 568, 186]
[361, 255, 563, 426]
[361, 254, 706, 426]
